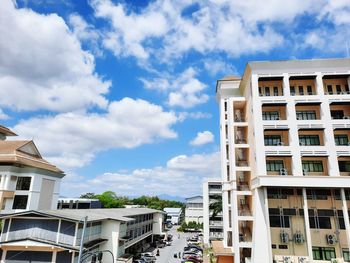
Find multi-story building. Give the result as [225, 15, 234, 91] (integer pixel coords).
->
[216, 58, 350, 263]
[0, 126, 64, 214]
[57, 198, 102, 209]
[0, 208, 164, 263]
[163, 207, 184, 225]
[203, 179, 223, 246]
[185, 195, 203, 224]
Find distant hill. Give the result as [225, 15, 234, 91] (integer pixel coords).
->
[158, 194, 186, 202]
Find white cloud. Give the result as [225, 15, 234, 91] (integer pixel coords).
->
[190, 131, 214, 146]
[203, 59, 237, 77]
[13, 98, 178, 169]
[60, 151, 221, 197]
[177, 111, 212, 122]
[0, 0, 110, 112]
[141, 67, 208, 108]
[0, 109, 9, 120]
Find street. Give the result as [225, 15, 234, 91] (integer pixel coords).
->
[155, 226, 192, 263]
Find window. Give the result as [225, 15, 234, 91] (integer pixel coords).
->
[307, 85, 313, 95]
[306, 189, 330, 200]
[266, 160, 284, 171]
[299, 135, 320, 146]
[302, 161, 324, 172]
[335, 134, 349, 145]
[267, 188, 294, 199]
[273, 87, 279, 96]
[262, 111, 280, 120]
[12, 195, 28, 209]
[336, 85, 342, 94]
[259, 87, 262, 96]
[298, 86, 304, 95]
[16, 177, 31, 191]
[338, 161, 350, 172]
[331, 110, 344, 119]
[269, 208, 290, 228]
[312, 247, 336, 260]
[265, 87, 270, 96]
[264, 135, 282, 146]
[309, 210, 332, 229]
[327, 85, 333, 94]
[290, 86, 295, 95]
[296, 111, 317, 120]
[343, 249, 350, 262]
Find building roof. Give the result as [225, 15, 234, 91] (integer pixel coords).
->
[0, 208, 163, 223]
[163, 207, 182, 214]
[0, 140, 64, 175]
[58, 198, 100, 202]
[185, 196, 203, 203]
[0, 125, 17, 136]
[219, 75, 241, 81]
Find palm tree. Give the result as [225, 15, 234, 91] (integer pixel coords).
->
[209, 195, 222, 219]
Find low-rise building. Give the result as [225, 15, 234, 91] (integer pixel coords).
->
[57, 198, 102, 209]
[0, 208, 164, 263]
[203, 179, 223, 246]
[185, 195, 203, 224]
[163, 207, 183, 225]
[0, 126, 64, 214]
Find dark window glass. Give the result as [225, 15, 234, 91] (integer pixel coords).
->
[336, 85, 342, 94]
[272, 244, 277, 249]
[262, 111, 280, 120]
[269, 215, 290, 228]
[296, 111, 317, 120]
[306, 189, 330, 200]
[273, 87, 279, 96]
[312, 247, 336, 260]
[299, 86, 304, 95]
[345, 85, 349, 92]
[266, 160, 284, 171]
[290, 86, 295, 95]
[12, 195, 28, 209]
[264, 135, 282, 146]
[265, 87, 270, 96]
[302, 161, 324, 172]
[307, 85, 313, 95]
[335, 135, 349, 145]
[279, 245, 288, 249]
[16, 177, 31, 191]
[338, 161, 350, 172]
[299, 135, 320, 146]
[327, 85, 333, 94]
[259, 87, 262, 96]
[331, 110, 344, 119]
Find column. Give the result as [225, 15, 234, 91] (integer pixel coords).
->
[51, 251, 57, 263]
[341, 189, 350, 255]
[1, 250, 7, 263]
[302, 188, 313, 260]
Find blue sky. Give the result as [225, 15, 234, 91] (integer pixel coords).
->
[0, 0, 349, 198]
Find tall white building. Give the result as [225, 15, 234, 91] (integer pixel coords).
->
[185, 195, 203, 224]
[0, 125, 64, 214]
[203, 179, 223, 246]
[215, 58, 350, 263]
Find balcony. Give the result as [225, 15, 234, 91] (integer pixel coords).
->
[233, 101, 246, 122]
[298, 129, 324, 146]
[239, 221, 253, 245]
[236, 171, 251, 191]
[264, 130, 289, 146]
[235, 148, 249, 167]
[295, 103, 321, 120]
[334, 129, 350, 146]
[262, 104, 287, 121]
[338, 157, 350, 176]
[323, 75, 350, 95]
[266, 157, 292, 176]
[235, 126, 248, 144]
[209, 232, 223, 240]
[209, 220, 223, 227]
[301, 157, 328, 176]
[289, 76, 317, 96]
[330, 102, 350, 120]
[258, 77, 284, 97]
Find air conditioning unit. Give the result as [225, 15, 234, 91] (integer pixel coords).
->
[282, 256, 293, 263]
[294, 232, 304, 244]
[326, 234, 337, 245]
[280, 231, 289, 243]
[277, 142, 284, 146]
[302, 169, 308, 176]
[298, 256, 309, 263]
[280, 168, 288, 176]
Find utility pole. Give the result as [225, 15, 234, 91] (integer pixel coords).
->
[78, 216, 88, 263]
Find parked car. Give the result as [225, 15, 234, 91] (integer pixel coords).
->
[186, 244, 202, 251]
[183, 252, 202, 259]
[157, 240, 166, 248]
[141, 255, 156, 263]
[166, 240, 172, 246]
[133, 260, 145, 263]
[182, 256, 203, 263]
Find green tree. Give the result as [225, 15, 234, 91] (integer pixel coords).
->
[209, 195, 222, 219]
[95, 191, 128, 208]
[80, 192, 96, 199]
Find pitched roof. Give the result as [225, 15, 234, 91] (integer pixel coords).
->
[0, 208, 163, 223]
[0, 125, 17, 136]
[0, 140, 63, 174]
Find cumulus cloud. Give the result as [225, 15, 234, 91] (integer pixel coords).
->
[190, 131, 214, 146]
[13, 98, 178, 169]
[141, 67, 208, 108]
[0, 109, 9, 120]
[203, 59, 237, 77]
[60, 151, 221, 197]
[0, 0, 110, 112]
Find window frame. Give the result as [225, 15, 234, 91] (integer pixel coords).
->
[302, 161, 324, 172]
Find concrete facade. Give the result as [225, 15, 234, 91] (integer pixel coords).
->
[216, 58, 350, 263]
[185, 195, 203, 224]
[164, 207, 184, 225]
